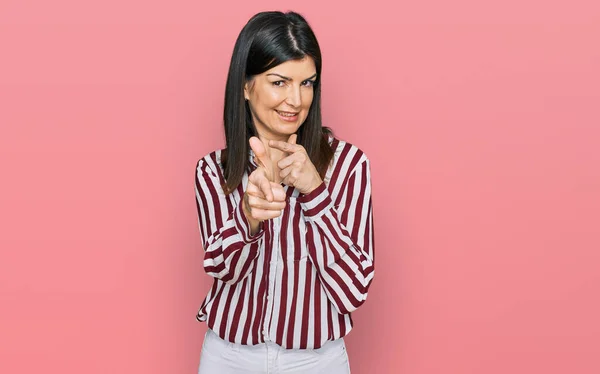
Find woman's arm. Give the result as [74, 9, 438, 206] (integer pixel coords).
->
[195, 156, 264, 285]
[298, 155, 375, 314]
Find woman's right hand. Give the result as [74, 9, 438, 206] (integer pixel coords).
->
[242, 137, 286, 232]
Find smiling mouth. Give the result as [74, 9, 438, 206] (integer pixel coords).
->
[276, 110, 298, 117]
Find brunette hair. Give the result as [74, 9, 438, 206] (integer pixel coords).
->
[220, 10, 334, 194]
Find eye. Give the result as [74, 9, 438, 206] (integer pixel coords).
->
[302, 80, 315, 87]
[272, 81, 286, 87]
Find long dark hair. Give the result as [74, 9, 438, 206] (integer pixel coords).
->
[220, 10, 335, 194]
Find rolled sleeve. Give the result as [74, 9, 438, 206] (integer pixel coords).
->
[297, 181, 334, 220]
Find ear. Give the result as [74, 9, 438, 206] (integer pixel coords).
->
[244, 78, 255, 101]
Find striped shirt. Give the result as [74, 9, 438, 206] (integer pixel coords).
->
[194, 136, 375, 349]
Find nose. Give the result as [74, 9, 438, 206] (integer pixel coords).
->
[285, 84, 301, 107]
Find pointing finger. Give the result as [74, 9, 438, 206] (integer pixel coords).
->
[247, 181, 286, 202]
[249, 137, 273, 180]
[277, 153, 303, 170]
[287, 133, 297, 146]
[258, 177, 273, 202]
[268, 139, 300, 154]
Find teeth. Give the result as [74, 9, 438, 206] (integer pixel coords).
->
[277, 111, 297, 117]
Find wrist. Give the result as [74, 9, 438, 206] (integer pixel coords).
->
[305, 176, 323, 195]
[242, 193, 250, 217]
[242, 193, 261, 230]
[235, 195, 264, 242]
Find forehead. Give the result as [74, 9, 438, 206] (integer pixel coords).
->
[263, 57, 316, 78]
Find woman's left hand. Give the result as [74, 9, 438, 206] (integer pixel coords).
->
[269, 134, 323, 195]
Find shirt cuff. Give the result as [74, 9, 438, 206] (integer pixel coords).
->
[297, 181, 334, 219]
[233, 202, 264, 243]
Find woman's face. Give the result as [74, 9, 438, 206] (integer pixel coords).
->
[244, 57, 317, 141]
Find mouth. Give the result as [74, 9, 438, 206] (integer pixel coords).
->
[275, 110, 299, 122]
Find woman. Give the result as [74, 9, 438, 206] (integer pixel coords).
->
[194, 10, 375, 374]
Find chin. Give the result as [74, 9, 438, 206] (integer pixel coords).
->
[275, 125, 300, 135]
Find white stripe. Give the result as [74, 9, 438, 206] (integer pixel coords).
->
[319, 285, 328, 345]
[251, 248, 265, 342]
[195, 162, 209, 244]
[307, 264, 316, 348]
[293, 258, 307, 347]
[196, 160, 217, 243]
[211, 285, 231, 332]
[270, 259, 284, 341]
[224, 283, 242, 339]
[331, 143, 358, 198]
[235, 278, 250, 343]
[330, 302, 340, 338]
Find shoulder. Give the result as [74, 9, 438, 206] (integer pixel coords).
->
[195, 148, 225, 178]
[329, 135, 370, 170]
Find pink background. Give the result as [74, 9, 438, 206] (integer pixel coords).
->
[1, 0, 599, 373]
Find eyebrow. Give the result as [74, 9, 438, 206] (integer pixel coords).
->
[266, 73, 318, 81]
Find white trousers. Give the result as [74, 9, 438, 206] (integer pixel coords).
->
[198, 329, 351, 374]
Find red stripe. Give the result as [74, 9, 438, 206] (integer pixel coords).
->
[313, 267, 321, 347]
[334, 148, 363, 206]
[319, 215, 350, 262]
[241, 264, 257, 344]
[366, 199, 374, 262]
[207, 281, 226, 328]
[219, 287, 237, 337]
[280, 201, 290, 259]
[220, 246, 243, 283]
[228, 277, 248, 342]
[236, 242, 259, 281]
[300, 263, 312, 348]
[206, 153, 223, 229]
[292, 203, 302, 260]
[276, 249, 289, 345]
[328, 142, 351, 190]
[340, 172, 356, 225]
[304, 194, 331, 217]
[351, 162, 368, 241]
[327, 301, 333, 340]
[338, 313, 346, 336]
[198, 278, 219, 317]
[254, 220, 272, 343]
[321, 214, 362, 267]
[286, 258, 301, 347]
[210, 151, 227, 190]
[195, 160, 212, 246]
[204, 263, 225, 275]
[285, 205, 303, 346]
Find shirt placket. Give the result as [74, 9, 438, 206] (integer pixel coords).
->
[262, 214, 281, 343]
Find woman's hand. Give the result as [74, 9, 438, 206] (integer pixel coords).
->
[269, 134, 323, 195]
[242, 137, 286, 233]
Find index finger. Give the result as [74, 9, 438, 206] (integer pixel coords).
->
[259, 178, 273, 202]
[248, 170, 274, 202]
[249, 137, 273, 180]
[268, 139, 301, 154]
[247, 181, 286, 200]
